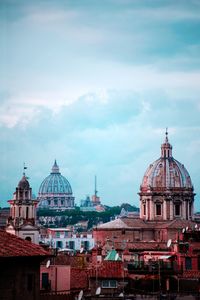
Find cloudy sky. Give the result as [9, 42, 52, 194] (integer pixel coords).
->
[0, 0, 200, 210]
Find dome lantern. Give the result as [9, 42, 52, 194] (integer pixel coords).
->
[161, 128, 172, 158]
[51, 160, 60, 174]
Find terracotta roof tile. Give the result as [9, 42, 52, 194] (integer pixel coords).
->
[0, 229, 50, 257]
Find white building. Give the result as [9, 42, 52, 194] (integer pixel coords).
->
[40, 228, 94, 251]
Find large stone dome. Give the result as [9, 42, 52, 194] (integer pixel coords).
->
[141, 133, 193, 192]
[139, 131, 195, 221]
[38, 160, 72, 195]
[38, 160, 75, 210]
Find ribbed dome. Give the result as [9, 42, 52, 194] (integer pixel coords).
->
[38, 160, 72, 195]
[141, 132, 193, 191]
[18, 175, 30, 190]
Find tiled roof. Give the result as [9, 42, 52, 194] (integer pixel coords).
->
[97, 217, 149, 229]
[97, 218, 129, 229]
[181, 270, 200, 278]
[113, 241, 168, 251]
[89, 261, 124, 278]
[97, 218, 196, 231]
[0, 229, 50, 258]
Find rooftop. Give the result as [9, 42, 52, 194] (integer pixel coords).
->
[0, 230, 50, 258]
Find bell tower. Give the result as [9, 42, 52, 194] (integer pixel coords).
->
[6, 165, 39, 244]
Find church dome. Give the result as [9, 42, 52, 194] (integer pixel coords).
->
[18, 175, 30, 190]
[38, 160, 72, 195]
[141, 132, 193, 191]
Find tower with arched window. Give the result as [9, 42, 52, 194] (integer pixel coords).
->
[6, 172, 39, 244]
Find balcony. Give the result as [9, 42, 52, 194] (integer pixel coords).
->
[127, 261, 182, 275]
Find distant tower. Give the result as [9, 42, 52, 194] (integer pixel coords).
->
[91, 175, 101, 206]
[139, 130, 195, 221]
[6, 165, 39, 244]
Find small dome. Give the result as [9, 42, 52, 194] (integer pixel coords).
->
[18, 175, 30, 190]
[141, 132, 193, 191]
[38, 160, 72, 195]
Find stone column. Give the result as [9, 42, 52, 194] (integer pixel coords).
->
[163, 200, 166, 220]
[183, 200, 187, 220]
[150, 199, 154, 220]
[170, 201, 173, 220]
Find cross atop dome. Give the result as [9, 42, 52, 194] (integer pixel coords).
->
[165, 127, 168, 143]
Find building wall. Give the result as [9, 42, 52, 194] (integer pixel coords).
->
[0, 257, 41, 300]
[40, 265, 70, 293]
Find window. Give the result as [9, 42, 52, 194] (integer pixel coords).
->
[42, 273, 49, 290]
[56, 231, 60, 238]
[156, 204, 161, 216]
[185, 257, 192, 270]
[175, 204, 180, 216]
[69, 241, 75, 250]
[143, 204, 146, 215]
[102, 280, 117, 288]
[26, 207, 29, 219]
[56, 241, 62, 249]
[189, 204, 192, 217]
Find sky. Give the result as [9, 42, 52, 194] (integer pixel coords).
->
[0, 0, 200, 210]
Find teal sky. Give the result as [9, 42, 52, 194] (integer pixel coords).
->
[0, 0, 200, 210]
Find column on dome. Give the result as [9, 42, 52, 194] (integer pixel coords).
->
[163, 200, 167, 220]
[170, 201, 173, 220]
[183, 200, 187, 219]
[150, 199, 154, 220]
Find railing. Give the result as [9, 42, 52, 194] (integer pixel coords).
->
[127, 261, 182, 275]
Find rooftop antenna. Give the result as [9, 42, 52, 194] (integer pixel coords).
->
[78, 290, 83, 300]
[46, 260, 50, 268]
[23, 162, 27, 176]
[167, 239, 172, 248]
[96, 287, 101, 295]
